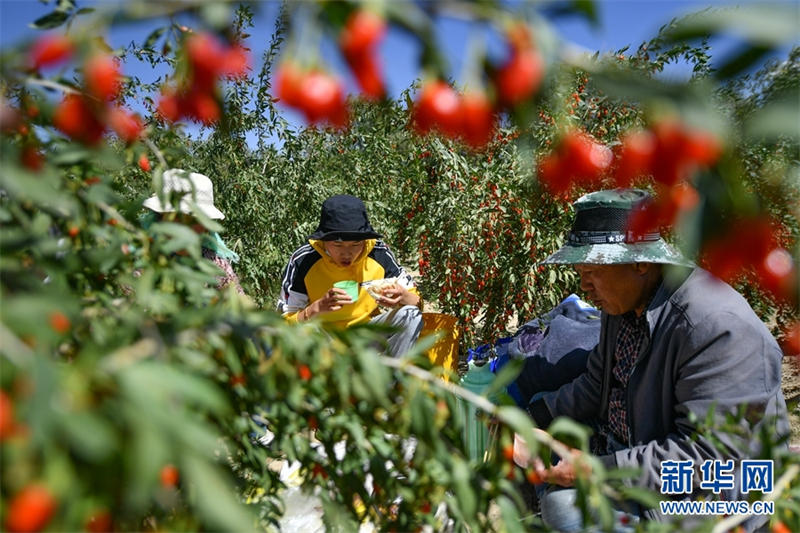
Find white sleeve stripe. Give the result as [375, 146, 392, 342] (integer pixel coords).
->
[279, 289, 310, 314]
[278, 245, 316, 309]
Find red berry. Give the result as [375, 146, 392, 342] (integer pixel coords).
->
[68, 226, 80, 238]
[298, 364, 312, 381]
[340, 10, 386, 55]
[297, 71, 347, 127]
[184, 90, 220, 125]
[157, 89, 181, 122]
[274, 62, 304, 108]
[560, 130, 612, 185]
[160, 464, 179, 488]
[682, 127, 721, 166]
[526, 469, 543, 485]
[345, 51, 385, 101]
[413, 81, 461, 138]
[460, 91, 495, 149]
[20, 145, 43, 171]
[0, 390, 14, 441]
[49, 311, 71, 334]
[5, 484, 57, 533]
[84, 54, 122, 101]
[502, 444, 514, 461]
[221, 44, 250, 79]
[108, 107, 143, 143]
[186, 33, 224, 89]
[494, 48, 544, 107]
[29, 34, 73, 69]
[782, 322, 800, 356]
[138, 153, 151, 172]
[612, 130, 655, 187]
[53, 95, 105, 145]
[537, 153, 569, 195]
[85, 509, 112, 533]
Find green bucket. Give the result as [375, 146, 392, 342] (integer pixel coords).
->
[457, 360, 498, 462]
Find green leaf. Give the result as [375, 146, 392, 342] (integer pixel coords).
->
[59, 410, 118, 461]
[495, 405, 539, 459]
[30, 10, 69, 29]
[184, 453, 257, 532]
[617, 485, 662, 510]
[150, 222, 202, 257]
[450, 457, 477, 519]
[547, 416, 591, 448]
[663, 5, 798, 47]
[485, 357, 523, 399]
[496, 495, 525, 533]
[715, 44, 771, 80]
[144, 26, 166, 49]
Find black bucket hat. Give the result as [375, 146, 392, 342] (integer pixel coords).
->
[308, 195, 383, 241]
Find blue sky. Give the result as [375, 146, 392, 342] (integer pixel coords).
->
[1, 0, 796, 145]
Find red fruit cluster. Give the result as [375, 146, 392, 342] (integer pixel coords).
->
[157, 33, 250, 125]
[410, 24, 544, 149]
[340, 9, 386, 100]
[536, 129, 612, 195]
[625, 181, 700, 240]
[51, 53, 143, 145]
[274, 62, 348, 128]
[701, 216, 797, 303]
[412, 82, 496, 149]
[613, 121, 721, 187]
[5, 484, 57, 533]
[29, 33, 73, 70]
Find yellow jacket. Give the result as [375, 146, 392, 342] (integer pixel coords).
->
[277, 239, 420, 329]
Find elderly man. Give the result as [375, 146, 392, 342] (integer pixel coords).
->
[526, 189, 789, 531]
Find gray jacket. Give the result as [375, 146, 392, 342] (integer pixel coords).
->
[531, 267, 790, 524]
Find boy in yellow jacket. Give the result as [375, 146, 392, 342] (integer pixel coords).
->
[277, 195, 423, 357]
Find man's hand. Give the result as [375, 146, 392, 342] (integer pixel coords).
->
[376, 284, 419, 308]
[531, 448, 590, 487]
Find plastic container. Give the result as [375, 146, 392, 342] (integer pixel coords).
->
[458, 359, 498, 462]
[333, 280, 359, 301]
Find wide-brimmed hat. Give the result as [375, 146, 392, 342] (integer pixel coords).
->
[142, 169, 225, 220]
[308, 195, 383, 241]
[542, 189, 692, 266]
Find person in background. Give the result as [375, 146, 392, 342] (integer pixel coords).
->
[142, 168, 244, 294]
[520, 189, 789, 532]
[278, 194, 423, 358]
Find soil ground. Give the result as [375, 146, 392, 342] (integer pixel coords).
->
[781, 355, 800, 444]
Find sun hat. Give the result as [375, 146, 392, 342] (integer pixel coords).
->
[542, 188, 692, 266]
[308, 194, 383, 241]
[142, 169, 225, 220]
